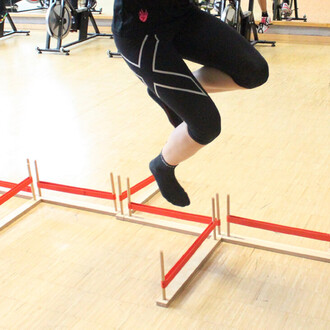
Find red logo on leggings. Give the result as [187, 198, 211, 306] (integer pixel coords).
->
[139, 9, 148, 22]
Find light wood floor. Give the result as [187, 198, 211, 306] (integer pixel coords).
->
[0, 31, 329, 329]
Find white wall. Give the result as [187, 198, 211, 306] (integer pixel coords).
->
[17, 0, 330, 23]
[97, 0, 114, 15]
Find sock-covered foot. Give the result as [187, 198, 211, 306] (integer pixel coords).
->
[149, 153, 190, 207]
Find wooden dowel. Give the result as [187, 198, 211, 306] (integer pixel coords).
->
[227, 194, 230, 237]
[160, 251, 166, 301]
[34, 160, 42, 197]
[216, 193, 221, 235]
[110, 172, 117, 211]
[26, 159, 36, 200]
[117, 176, 123, 215]
[127, 177, 132, 217]
[212, 198, 216, 240]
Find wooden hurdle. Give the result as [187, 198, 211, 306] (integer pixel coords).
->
[1, 160, 329, 308]
[0, 159, 41, 231]
[223, 195, 330, 263]
[116, 175, 159, 217]
[116, 176, 216, 236]
[156, 197, 221, 307]
[34, 160, 118, 216]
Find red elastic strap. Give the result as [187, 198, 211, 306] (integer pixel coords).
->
[162, 222, 216, 288]
[0, 177, 32, 205]
[129, 202, 212, 224]
[119, 175, 155, 201]
[227, 215, 330, 242]
[38, 181, 115, 200]
[0, 180, 32, 193]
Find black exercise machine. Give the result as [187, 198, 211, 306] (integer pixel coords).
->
[6, 0, 49, 14]
[0, 1, 30, 38]
[218, 0, 275, 46]
[36, 0, 113, 55]
[273, 0, 307, 22]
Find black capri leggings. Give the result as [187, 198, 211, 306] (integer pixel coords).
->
[114, 8, 268, 145]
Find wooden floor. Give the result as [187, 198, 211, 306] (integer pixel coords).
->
[0, 30, 329, 328]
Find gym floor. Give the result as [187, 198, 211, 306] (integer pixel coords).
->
[0, 24, 329, 329]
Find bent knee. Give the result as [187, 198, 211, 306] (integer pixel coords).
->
[236, 56, 269, 89]
[250, 57, 269, 88]
[188, 111, 221, 145]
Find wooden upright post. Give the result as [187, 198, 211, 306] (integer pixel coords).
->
[216, 193, 220, 235]
[110, 173, 117, 211]
[117, 176, 124, 215]
[227, 194, 230, 237]
[127, 178, 132, 217]
[26, 159, 36, 200]
[34, 160, 42, 197]
[212, 198, 216, 240]
[160, 251, 166, 301]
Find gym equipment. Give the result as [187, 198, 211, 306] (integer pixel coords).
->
[219, 0, 275, 46]
[5, 0, 48, 13]
[194, 0, 217, 14]
[36, 0, 113, 55]
[0, 1, 30, 38]
[273, 0, 307, 22]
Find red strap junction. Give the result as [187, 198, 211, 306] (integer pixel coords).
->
[129, 202, 213, 224]
[161, 222, 216, 288]
[227, 215, 330, 242]
[119, 175, 155, 201]
[0, 180, 32, 193]
[0, 177, 32, 205]
[38, 181, 115, 200]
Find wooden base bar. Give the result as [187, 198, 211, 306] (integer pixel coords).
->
[0, 199, 41, 231]
[116, 213, 203, 236]
[156, 235, 221, 307]
[222, 235, 330, 263]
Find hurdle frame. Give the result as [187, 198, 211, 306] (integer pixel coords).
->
[222, 195, 330, 263]
[1, 161, 329, 309]
[156, 197, 221, 307]
[117, 175, 218, 237]
[33, 160, 118, 216]
[0, 159, 40, 231]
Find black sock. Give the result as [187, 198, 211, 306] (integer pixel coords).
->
[262, 11, 268, 17]
[149, 153, 190, 207]
[147, 88, 183, 128]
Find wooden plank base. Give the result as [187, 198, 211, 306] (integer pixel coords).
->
[0, 198, 41, 231]
[222, 235, 330, 263]
[116, 213, 203, 236]
[156, 235, 222, 307]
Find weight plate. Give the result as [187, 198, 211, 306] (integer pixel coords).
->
[221, 4, 236, 27]
[46, 1, 71, 39]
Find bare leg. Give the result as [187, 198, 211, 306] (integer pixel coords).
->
[162, 122, 203, 165]
[257, 0, 267, 13]
[162, 67, 244, 165]
[193, 66, 244, 94]
[151, 67, 244, 206]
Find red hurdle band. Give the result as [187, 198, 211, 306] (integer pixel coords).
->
[227, 215, 330, 242]
[0, 177, 33, 205]
[0, 180, 32, 193]
[161, 221, 216, 288]
[129, 202, 218, 225]
[38, 181, 116, 200]
[119, 175, 155, 201]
